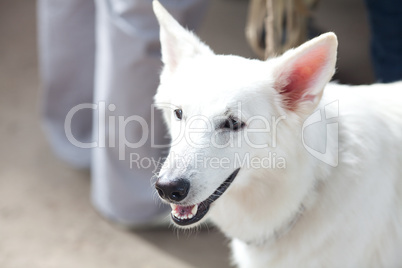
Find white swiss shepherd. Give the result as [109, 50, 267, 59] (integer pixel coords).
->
[152, 1, 402, 267]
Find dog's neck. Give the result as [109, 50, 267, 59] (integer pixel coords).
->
[237, 173, 326, 247]
[241, 203, 306, 247]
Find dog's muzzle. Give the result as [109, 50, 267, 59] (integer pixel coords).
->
[155, 168, 240, 226]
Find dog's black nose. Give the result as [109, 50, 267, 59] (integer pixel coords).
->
[155, 178, 190, 202]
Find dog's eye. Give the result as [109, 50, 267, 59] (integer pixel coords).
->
[221, 117, 245, 131]
[174, 109, 183, 120]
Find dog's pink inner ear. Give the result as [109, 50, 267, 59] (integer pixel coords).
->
[276, 46, 328, 111]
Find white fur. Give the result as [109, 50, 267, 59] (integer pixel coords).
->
[153, 1, 402, 267]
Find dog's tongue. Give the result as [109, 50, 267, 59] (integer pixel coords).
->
[170, 204, 198, 220]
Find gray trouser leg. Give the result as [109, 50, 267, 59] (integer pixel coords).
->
[91, 0, 208, 225]
[38, 0, 95, 168]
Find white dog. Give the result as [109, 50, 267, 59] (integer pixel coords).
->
[152, 1, 402, 267]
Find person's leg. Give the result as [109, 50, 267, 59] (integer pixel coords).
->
[37, 0, 95, 168]
[92, 0, 208, 225]
[365, 0, 402, 83]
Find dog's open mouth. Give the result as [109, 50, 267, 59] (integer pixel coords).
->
[169, 168, 240, 226]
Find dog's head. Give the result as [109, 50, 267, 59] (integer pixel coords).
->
[152, 1, 337, 230]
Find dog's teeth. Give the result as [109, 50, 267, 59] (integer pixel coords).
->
[191, 204, 198, 216]
[172, 210, 181, 219]
[171, 208, 179, 218]
[170, 204, 198, 221]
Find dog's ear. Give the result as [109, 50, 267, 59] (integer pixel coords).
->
[153, 0, 213, 75]
[271, 33, 338, 113]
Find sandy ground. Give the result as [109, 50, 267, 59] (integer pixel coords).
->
[0, 0, 372, 267]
